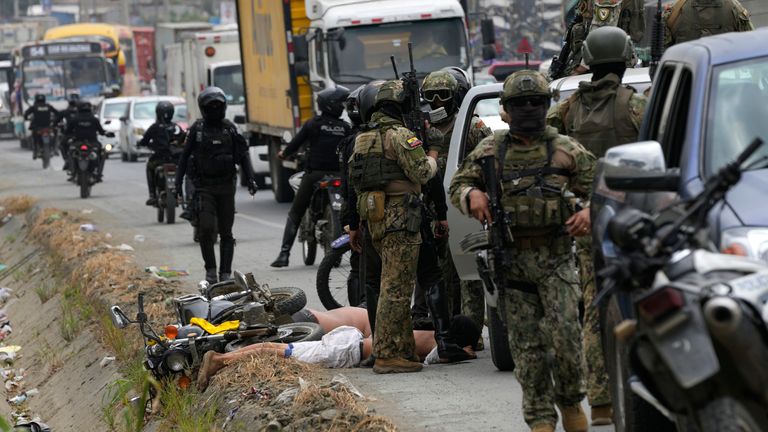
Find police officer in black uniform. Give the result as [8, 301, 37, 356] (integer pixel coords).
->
[139, 101, 185, 206]
[57, 94, 80, 170]
[24, 94, 59, 160]
[270, 86, 351, 268]
[175, 87, 258, 284]
[64, 102, 113, 181]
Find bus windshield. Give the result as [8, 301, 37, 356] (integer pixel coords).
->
[328, 18, 468, 84]
[22, 56, 108, 102]
[212, 64, 244, 105]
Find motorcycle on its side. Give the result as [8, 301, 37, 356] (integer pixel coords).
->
[289, 171, 344, 265]
[109, 271, 322, 389]
[597, 138, 768, 432]
[69, 133, 114, 198]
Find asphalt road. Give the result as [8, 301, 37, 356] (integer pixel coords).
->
[0, 139, 615, 432]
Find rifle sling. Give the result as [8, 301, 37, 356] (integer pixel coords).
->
[499, 137, 572, 182]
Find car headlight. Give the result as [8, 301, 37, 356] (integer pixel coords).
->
[720, 227, 768, 261]
[163, 349, 189, 372]
[105, 143, 113, 152]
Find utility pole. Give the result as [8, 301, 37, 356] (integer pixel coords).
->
[13, 0, 19, 19]
[121, 0, 130, 25]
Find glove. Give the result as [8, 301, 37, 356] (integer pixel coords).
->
[247, 178, 259, 196]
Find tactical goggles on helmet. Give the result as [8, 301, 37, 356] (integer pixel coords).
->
[422, 89, 453, 103]
[506, 96, 548, 108]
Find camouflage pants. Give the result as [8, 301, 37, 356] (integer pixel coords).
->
[437, 237, 485, 328]
[370, 200, 420, 361]
[576, 236, 611, 407]
[461, 279, 485, 331]
[503, 247, 585, 427]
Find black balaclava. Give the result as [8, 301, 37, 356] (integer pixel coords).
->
[591, 62, 627, 81]
[202, 101, 226, 123]
[505, 97, 549, 135]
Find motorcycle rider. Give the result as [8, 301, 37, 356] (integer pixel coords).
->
[64, 101, 113, 181]
[175, 86, 258, 284]
[139, 101, 185, 206]
[24, 94, 59, 160]
[57, 94, 81, 170]
[420, 69, 492, 339]
[270, 86, 352, 268]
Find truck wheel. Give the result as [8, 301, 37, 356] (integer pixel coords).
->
[698, 398, 762, 432]
[487, 305, 515, 371]
[269, 141, 294, 203]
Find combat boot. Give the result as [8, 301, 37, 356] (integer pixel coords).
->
[530, 422, 555, 432]
[146, 195, 157, 206]
[558, 404, 588, 432]
[372, 358, 422, 374]
[590, 404, 613, 426]
[427, 283, 474, 362]
[205, 269, 218, 285]
[270, 217, 298, 268]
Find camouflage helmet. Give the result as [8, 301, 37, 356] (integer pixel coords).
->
[500, 70, 551, 103]
[374, 79, 407, 109]
[582, 26, 634, 67]
[421, 71, 458, 94]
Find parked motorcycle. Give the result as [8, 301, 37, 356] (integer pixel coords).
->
[151, 125, 186, 224]
[597, 138, 768, 431]
[69, 134, 113, 198]
[316, 233, 363, 310]
[288, 172, 344, 265]
[109, 271, 322, 390]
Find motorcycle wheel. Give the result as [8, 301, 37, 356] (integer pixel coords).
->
[79, 170, 91, 199]
[300, 212, 317, 266]
[486, 305, 515, 371]
[270, 286, 307, 316]
[316, 245, 354, 310]
[165, 190, 175, 224]
[697, 398, 763, 432]
[41, 139, 51, 169]
[224, 322, 324, 352]
[603, 295, 675, 432]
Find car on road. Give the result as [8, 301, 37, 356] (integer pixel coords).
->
[591, 28, 768, 431]
[118, 96, 187, 162]
[97, 96, 132, 155]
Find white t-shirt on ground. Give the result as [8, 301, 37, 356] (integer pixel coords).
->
[290, 326, 363, 368]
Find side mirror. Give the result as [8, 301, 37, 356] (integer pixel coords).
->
[295, 61, 310, 77]
[482, 45, 496, 61]
[234, 270, 248, 291]
[109, 305, 132, 329]
[603, 141, 680, 192]
[481, 18, 496, 45]
[233, 114, 246, 124]
[294, 34, 309, 63]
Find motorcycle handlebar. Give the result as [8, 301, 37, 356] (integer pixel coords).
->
[211, 290, 250, 302]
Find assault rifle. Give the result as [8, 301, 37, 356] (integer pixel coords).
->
[390, 43, 430, 145]
[649, 0, 665, 80]
[460, 155, 513, 312]
[549, 15, 584, 81]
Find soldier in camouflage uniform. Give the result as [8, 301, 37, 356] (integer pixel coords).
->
[420, 69, 492, 338]
[564, 0, 645, 76]
[450, 70, 594, 432]
[547, 26, 647, 426]
[348, 80, 438, 374]
[663, 0, 753, 49]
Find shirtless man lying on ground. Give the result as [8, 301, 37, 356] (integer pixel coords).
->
[197, 307, 480, 391]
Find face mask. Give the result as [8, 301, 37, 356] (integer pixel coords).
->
[505, 98, 548, 135]
[203, 104, 226, 122]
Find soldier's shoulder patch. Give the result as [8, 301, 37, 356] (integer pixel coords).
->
[405, 136, 423, 149]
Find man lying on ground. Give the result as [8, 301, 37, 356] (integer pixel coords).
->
[196, 307, 480, 391]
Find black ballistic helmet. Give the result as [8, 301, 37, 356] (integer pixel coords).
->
[78, 101, 93, 113]
[197, 86, 227, 122]
[155, 101, 175, 123]
[358, 80, 385, 123]
[34, 94, 46, 105]
[345, 85, 364, 126]
[316, 85, 350, 118]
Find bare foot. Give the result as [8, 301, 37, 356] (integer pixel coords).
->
[196, 351, 221, 392]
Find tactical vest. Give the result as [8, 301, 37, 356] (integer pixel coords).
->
[192, 122, 236, 179]
[348, 126, 409, 192]
[672, 0, 737, 42]
[494, 131, 574, 233]
[565, 85, 637, 159]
